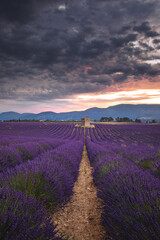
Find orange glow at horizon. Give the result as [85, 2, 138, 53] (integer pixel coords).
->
[78, 89, 160, 102]
[2, 80, 159, 114]
[53, 88, 160, 112]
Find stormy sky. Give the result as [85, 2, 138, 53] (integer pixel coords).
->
[0, 0, 160, 113]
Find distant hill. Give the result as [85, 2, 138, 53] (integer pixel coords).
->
[0, 104, 160, 121]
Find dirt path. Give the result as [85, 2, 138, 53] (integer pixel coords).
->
[53, 144, 106, 239]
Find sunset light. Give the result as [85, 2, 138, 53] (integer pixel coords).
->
[78, 89, 160, 102]
[145, 59, 160, 65]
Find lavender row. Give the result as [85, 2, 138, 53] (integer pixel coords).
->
[0, 138, 65, 172]
[0, 188, 60, 240]
[95, 124, 160, 146]
[0, 139, 83, 210]
[0, 139, 83, 239]
[0, 135, 45, 146]
[90, 125, 160, 178]
[86, 136, 160, 240]
[0, 122, 82, 140]
[106, 142, 160, 178]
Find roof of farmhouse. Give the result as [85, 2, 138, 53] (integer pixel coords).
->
[81, 117, 90, 120]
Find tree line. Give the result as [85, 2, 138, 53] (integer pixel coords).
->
[98, 117, 157, 123]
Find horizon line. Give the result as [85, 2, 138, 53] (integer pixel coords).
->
[0, 103, 160, 115]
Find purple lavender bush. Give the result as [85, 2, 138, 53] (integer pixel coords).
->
[93, 124, 160, 178]
[86, 137, 160, 240]
[0, 138, 65, 172]
[0, 122, 76, 139]
[0, 140, 83, 212]
[0, 187, 60, 240]
[0, 146, 21, 171]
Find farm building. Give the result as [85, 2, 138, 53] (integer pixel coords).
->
[81, 117, 90, 127]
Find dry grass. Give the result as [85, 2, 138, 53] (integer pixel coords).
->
[75, 124, 95, 128]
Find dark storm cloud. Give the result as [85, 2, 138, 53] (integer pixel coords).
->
[0, 0, 56, 23]
[133, 63, 160, 77]
[110, 34, 138, 48]
[0, 0, 160, 101]
[153, 39, 160, 44]
[139, 42, 154, 51]
[133, 22, 159, 37]
[0, 0, 34, 23]
[66, 39, 108, 59]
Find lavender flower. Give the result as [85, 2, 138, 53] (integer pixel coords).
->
[0, 187, 60, 240]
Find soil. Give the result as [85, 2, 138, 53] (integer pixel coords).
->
[53, 144, 106, 240]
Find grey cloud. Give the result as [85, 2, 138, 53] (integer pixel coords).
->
[153, 39, 160, 44]
[110, 34, 137, 48]
[0, 0, 56, 23]
[139, 42, 154, 51]
[131, 63, 159, 76]
[133, 22, 159, 37]
[0, 0, 160, 101]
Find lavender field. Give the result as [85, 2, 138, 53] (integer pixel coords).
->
[0, 122, 160, 239]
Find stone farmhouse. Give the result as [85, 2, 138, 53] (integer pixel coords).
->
[81, 117, 90, 127]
